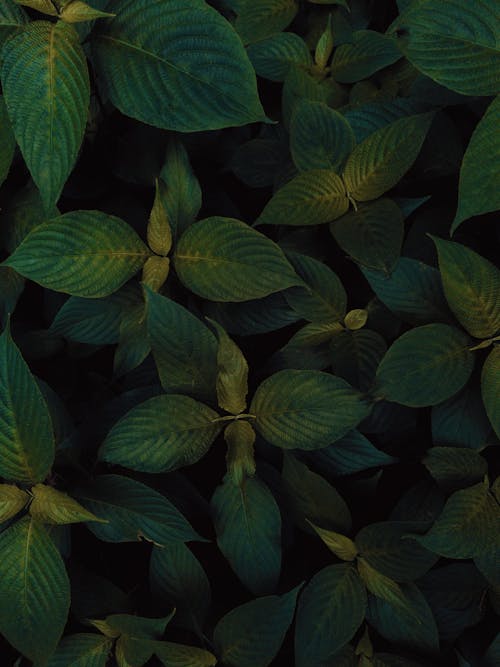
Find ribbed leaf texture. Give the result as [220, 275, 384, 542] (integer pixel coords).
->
[1, 20, 90, 210]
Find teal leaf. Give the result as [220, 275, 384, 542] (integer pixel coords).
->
[431, 236, 500, 339]
[290, 100, 355, 173]
[0, 0, 26, 45]
[295, 564, 367, 667]
[390, 0, 500, 96]
[99, 394, 221, 473]
[211, 475, 281, 595]
[0, 325, 54, 484]
[1, 20, 90, 210]
[174, 217, 300, 301]
[247, 32, 312, 82]
[0, 516, 70, 663]
[92, 0, 265, 131]
[251, 369, 372, 450]
[375, 324, 475, 407]
[432, 383, 493, 450]
[150, 543, 211, 635]
[3, 210, 150, 298]
[145, 288, 218, 401]
[330, 199, 404, 273]
[453, 96, 500, 232]
[214, 586, 300, 667]
[256, 169, 349, 227]
[75, 474, 202, 546]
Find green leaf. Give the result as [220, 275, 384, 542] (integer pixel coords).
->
[330, 199, 404, 273]
[0, 483, 30, 522]
[150, 543, 211, 635]
[1, 20, 90, 210]
[92, 0, 265, 131]
[174, 217, 300, 301]
[270, 321, 337, 371]
[355, 521, 438, 582]
[159, 137, 202, 241]
[330, 329, 387, 393]
[314, 13, 334, 70]
[3, 210, 150, 298]
[0, 97, 15, 187]
[60, 1, 116, 23]
[92, 612, 172, 639]
[256, 170, 349, 227]
[482, 346, 500, 439]
[358, 558, 418, 616]
[331, 30, 401, 83]
[295, 564, 367, 667]
[207, 292, 299, 336]
[142, 255, 170, 293]
[235, 0, 298, 45]
[211, 475, 281, 595]
[290, 100, 355, 173]
[344, 309, 368, 331]
[247, 32, 312, 82]
[416, 479, 499, 559]
[0, 0, 26, 45]
[29, 484, 107, 525]
[44, 633, 113, 667]
[342, 113, 434, 202]
[282, 453, 352, 532]
[431, 236, 500, 339]
[361, 258, 452, 326]
[375, 324, 474, 407]
[113, 299, 150, 377]
[154, 641, 217, 667]
[99, 394, 221, 473]
[390, 0, 500, 96]
[424, 447, 488, 491]
[309, 523, 358, 561]
[251, 369, 372, 450]
[208, 319, 249, 415]
[453, 96, 500, 231]
[284, 251, 347, 323]
[214, 586, 300, 667]
[145, 288, 218, 401]
[0, 325, 54, 484]
[431, 383, 493, 450]
[224, 420, 256, 485]
[16, 0, 57, 14]
[75, 474, 201, 546]
[0, 267, 24, 327]
[366, 583, 439, 653]
[147, 179, 172, 257]
[0, 516, 70, 663]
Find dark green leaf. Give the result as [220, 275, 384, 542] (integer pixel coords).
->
[331, 30, 401, 83]
[481, 346, 500, 439]
[247, 32, 312, 82]
[44, 633, 113, 667]
[423, 447, 487, 491]
[235, 0, 298, 45]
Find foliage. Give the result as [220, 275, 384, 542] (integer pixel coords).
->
[0, 0, 498, 665]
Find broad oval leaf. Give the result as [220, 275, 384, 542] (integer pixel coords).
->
[256, 169, 349, 227]
[3, 210, 150, 298]
[0, 325, 54, 484]
[482, 346, 500, 440]
[75, 474, 201, 546]
[330, 199, 404, 273]
[251, 369, 372, 450]
[150, 543, 211, 635]
[211, 475, 281, 595]
[174, 217, 300, 301]
[290, 100, 355, 173]
[214, 586, 300, 667]
[235, 0, 298, 45]
[0, 516, 70, 664]
[295, 564, 367, 667]
[390, 0, 500, 96]
[247, 32, 312, 82]
[45, 633, 113, 667]
[343, 113, 434, 202]
[1, 20, 90, 210]
[432, 236, 500, 339]
[453, 95, 500, 231]
[331, 29, 401, 83]
[375, 324, 475, 407]
[145, 288, 218, 401]
[423, 447, 487, 491]
[99, 394, 222, 473]
[92, 0, 265, 131]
